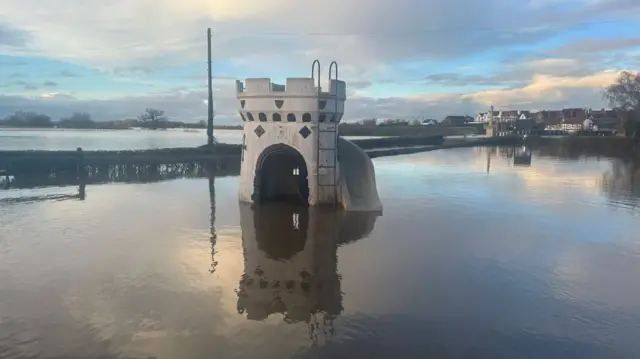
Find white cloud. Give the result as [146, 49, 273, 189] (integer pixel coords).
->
[0, 68, 627, 123]
[0, 0, 638, 122]
[462, 70, 623, 107]
[0, 0, 638, 70]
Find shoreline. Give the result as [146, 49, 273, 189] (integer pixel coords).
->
[0, 136, 514, 174]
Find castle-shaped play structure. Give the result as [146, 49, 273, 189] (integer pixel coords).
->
[236, 60, 382, 211]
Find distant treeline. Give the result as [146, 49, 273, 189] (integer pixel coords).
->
[0, 110, 242, 130]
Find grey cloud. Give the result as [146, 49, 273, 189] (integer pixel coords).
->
[423, 58, 595, 88]
[0, 76, 613, 125]
[0, 23, 30, 47]
[550, 38, 640, 56]
[43, 81, 58, 87]
[58, 70, 82, 78]
[2, 81, 39, 90]
[8, 73, 28, 79]
[2, 0, 638, 74]
[113, 66, 154, 76]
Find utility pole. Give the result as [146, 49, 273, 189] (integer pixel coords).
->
[207, 28, 214, 146]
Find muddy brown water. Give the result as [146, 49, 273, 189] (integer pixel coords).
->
[1, 146, 640, 359]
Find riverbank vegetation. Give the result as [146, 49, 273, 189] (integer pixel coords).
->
[603, 70, 640, 138]
[1, 108, 482, 137]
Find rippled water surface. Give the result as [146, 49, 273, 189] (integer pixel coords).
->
[1, 147, 640, 359]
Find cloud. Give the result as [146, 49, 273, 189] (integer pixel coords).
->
[7, 73, 28, 79]
[0, 67, 624, 123]
[550, 37, 640, 55]
[462, 70, 622, 108]
[424, 57, 595, 88]
[0, 23, 30, 47]
[112, 66, 154, 76]
[1, 81, 38, 91]
[0, 0, 638, 122]
[57, 70, 82, 78]
[0, 0, 638, 72]
[43, 81, 57, 87]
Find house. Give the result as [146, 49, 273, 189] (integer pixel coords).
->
[360, 118, 377, 126]
[421, 119, 438, 125]
[586, 108, 619, 130]
[562, 108, 587, 123]
[559, 117, 585, 132]
[534, 110, 563, 126]
[441, 115, 471, 126]
[478, 110, 532, 123]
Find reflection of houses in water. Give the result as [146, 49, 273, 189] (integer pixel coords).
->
[236, 203, 379, 343]
[481, 146, 533, 173]
[599, 159, 640, 205]
[513, 146, 532, 167]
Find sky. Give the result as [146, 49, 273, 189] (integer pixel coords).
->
[1, 0, 640, 124]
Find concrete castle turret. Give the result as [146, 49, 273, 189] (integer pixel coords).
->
[236, 60, 382, 211]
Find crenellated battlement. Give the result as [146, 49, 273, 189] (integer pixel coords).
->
[236, 77, 346, 99]
[238, 60, 364, 208]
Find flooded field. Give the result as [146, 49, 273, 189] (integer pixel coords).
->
[1, 147, 640, 358]
[0, 128, 383, 150]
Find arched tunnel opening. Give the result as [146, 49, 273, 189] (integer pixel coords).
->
[253, 144, 309, 205]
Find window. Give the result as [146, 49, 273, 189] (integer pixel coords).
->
[287, 113, 296, 122]
[328, 114, 335, 123]
[273, 113, 282, 122]
[318, 114, 326, 123]
[293, 167, 300, 175]
[302, 113, 311, 122]
[258, 112, 267, 122]
[239, 112, 246, 121]
[246, 112, 254, 121]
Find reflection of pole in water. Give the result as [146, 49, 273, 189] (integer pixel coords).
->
[208, 173, 218, 274]
[486, 149, 491, 174]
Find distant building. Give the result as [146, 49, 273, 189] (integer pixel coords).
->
[361, 118, 377, 126]
[421, 119, 438, 125]
[477, 110, 531, 123]
[441, 115, 471, 126]
[534, 110, 563, 126]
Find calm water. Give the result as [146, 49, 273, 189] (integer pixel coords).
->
[0, 128, 382, 150]
[1, 147, 640, 359]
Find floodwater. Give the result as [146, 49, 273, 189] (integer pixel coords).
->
[0, 128, 382, 151]
[1, 147, 640, 359]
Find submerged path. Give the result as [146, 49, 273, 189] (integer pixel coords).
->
[0, 136, 520, 191]
[0, 136, 518, 167]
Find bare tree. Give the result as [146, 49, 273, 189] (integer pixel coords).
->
[138, 108, 167, 129]
[603, 71, 640, 137]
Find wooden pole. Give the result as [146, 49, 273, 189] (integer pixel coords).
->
[77, 147, 86, 200]
[207, 28, 215, 146]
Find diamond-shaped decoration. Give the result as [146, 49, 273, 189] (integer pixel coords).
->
[299, 126, 311, 139]
[319, 100, 327, 109]
[275, 100, 284, 109]
[240, 100, 246, 109]
[254, 125, 265, 138]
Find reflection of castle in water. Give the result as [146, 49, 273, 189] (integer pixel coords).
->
[235, 202, 379, 340]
